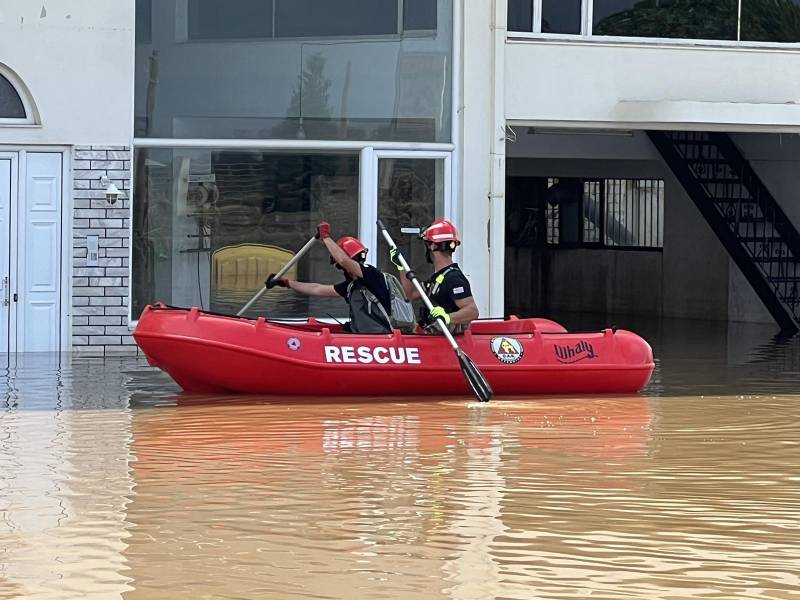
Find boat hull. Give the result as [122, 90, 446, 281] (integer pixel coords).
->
[133, 305, 654, 396]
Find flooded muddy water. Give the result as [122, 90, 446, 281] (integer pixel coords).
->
[1, 318, 798, 599]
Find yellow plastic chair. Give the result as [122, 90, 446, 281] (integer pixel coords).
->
[211, 244, 298, 311]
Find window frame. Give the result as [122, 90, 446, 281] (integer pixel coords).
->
[511, 0, 800, 49]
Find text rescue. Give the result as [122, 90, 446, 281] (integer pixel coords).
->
[324, 346, 421, 365]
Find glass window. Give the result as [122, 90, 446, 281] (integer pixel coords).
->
[375, 158, 445, 275]
[592, 0, 738, 40]
[275, 0, 397, 37]
[404, 0, 438, 30]
[132, 148, 360, 319]
[135, 0, 152, 43]
[542, 0, 582, 34]
[188, 0, 273, 40]
[508, 0, 533, 32]
[134, 0, 453, 142]
[741, 0, 800, 42]
[0, 74, 26, 119]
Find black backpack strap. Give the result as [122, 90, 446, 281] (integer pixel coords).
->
[356, 283, 392, 330]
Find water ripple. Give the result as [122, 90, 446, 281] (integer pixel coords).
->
[0, 340, 798, 598]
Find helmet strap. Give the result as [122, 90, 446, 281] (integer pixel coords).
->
[434, 242, 455, 254]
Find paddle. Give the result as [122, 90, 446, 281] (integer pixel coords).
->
[377, 219, 492, 403]
[236, 235, 317, 317]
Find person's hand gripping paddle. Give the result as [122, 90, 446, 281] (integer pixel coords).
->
[236, 235, 317, 317]
[378, 220, 492, 403]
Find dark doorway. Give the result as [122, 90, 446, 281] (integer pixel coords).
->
[505, 175, 664, 319]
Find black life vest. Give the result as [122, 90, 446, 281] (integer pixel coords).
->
[420, 265, 467, 334]
[424, 264, 460, 309]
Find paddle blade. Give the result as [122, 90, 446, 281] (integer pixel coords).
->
[456, 349, 493, 402]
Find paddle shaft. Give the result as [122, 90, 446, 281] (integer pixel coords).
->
[236, 235, 317, 317]
[378, 220, 491, 402]
[378, 225, 460, 350]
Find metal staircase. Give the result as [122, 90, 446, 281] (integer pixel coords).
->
[648, 130, 800, 334]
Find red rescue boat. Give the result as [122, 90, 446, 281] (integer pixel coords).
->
[133, 304, 654, 396]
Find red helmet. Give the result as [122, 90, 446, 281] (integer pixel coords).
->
[337, 236, 368, 259]
[421, 219, 460, 246]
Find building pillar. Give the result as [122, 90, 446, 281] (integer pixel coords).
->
[459, 0, 507, 318]
[489, 0, 508, 317]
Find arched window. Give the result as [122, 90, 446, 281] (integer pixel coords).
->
[0, 73, 26, 119]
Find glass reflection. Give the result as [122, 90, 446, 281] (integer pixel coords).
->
[0, 74, 26, 119]
[375, 158, 444, 276]
[542, 0, 582, 34]
[188, 0, 273, 40]
[593, 0, 738, 40]
[132, 148, 359, 319]
[275, 0, 398, 37]
[741, 0, 800, 42]
[508, 0, 534, 32]
[134, 0, 453, 142]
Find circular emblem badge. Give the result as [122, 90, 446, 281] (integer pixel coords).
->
[287, 337, 301, 351]
[490, 337, 524, 364]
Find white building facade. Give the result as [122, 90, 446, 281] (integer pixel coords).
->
[1, 0, 799, 354]
[499, 0, 800, 331]
[1, 1, 135, 354]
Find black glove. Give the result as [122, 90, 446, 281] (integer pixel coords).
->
[265, 273, 289, 289]
[418, 305, 434, 329]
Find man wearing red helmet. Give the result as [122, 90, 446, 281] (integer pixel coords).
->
[266, 222, 392, 334]
[390, 218, 479, 334]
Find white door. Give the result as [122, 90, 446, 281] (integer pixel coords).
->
[0, 152, 63, 353]
[18, 153, 63, 352]
[0, 156, 14, 353]
[359, 149, 453, 273]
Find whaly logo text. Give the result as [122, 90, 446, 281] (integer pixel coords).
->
[554, 340, 596, 364]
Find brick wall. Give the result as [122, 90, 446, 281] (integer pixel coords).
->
[71, 146, 136, 355]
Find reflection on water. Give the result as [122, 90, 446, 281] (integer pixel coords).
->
[1, 319, 799, 599]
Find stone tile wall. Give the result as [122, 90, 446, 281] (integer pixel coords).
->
[71, 146, 136, 355]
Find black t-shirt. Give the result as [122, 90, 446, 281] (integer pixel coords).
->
[333, 264, 391, 311]
[426, 263, 472, 314]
